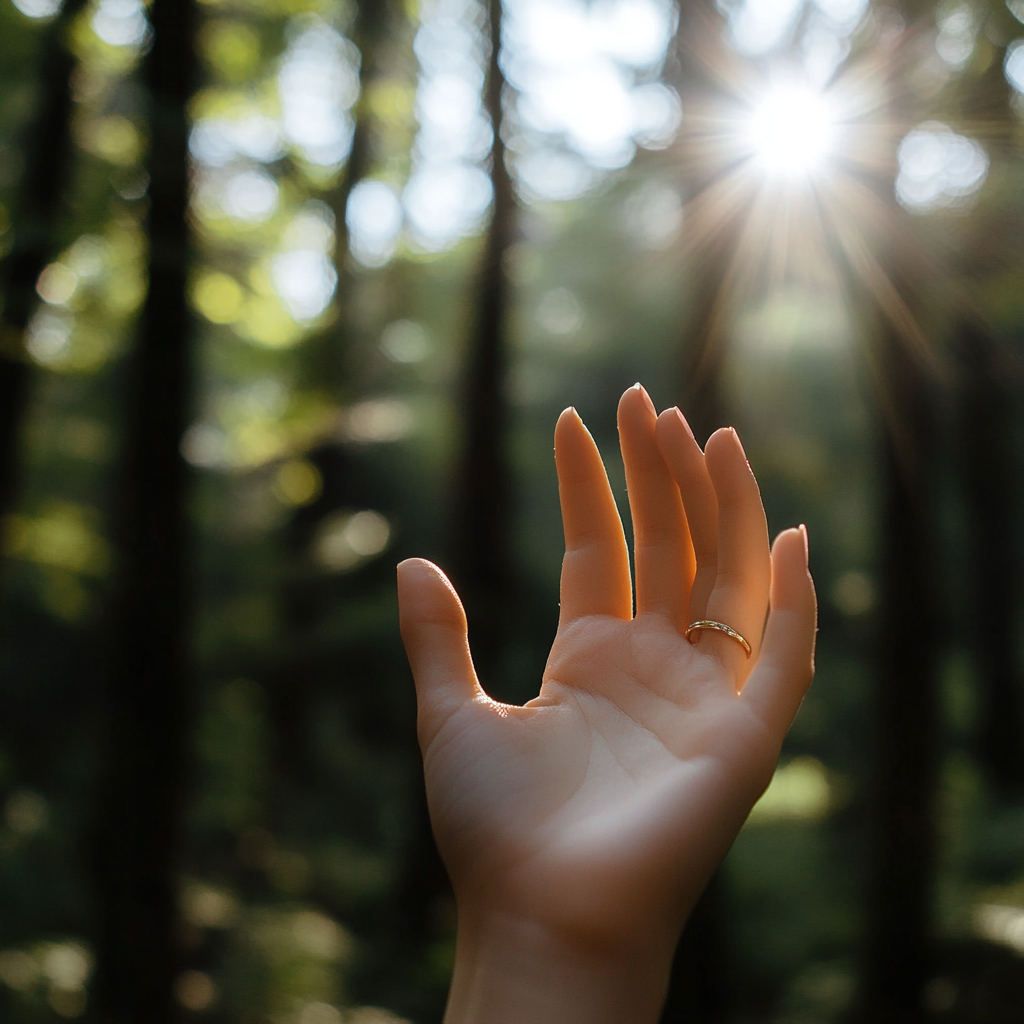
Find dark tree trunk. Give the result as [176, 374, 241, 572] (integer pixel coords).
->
[0, 0, 89, 533]
[677, 232, 737, 446]
[329, 0, 393, 265]
[315, 0, 395, 394]
[949, 25, 1024, 797]
[828, 8, 941, 1014]
[856, 310, 941, 1024]
[670, 0, 742, 444]
[820, 166, 941, 1019]
[659, 873, 729, 1024]
[954, 317, 1024, 795]
[267, 0, 398, 824]
[450, 0, 517, 681]
[91, 1, 198, 1020]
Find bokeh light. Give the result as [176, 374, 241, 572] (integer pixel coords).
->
[895, 122, 989, 212]
[1006, 39, 1024, 95]
[277, 18, 359, 168]
[10, 0, 60, 19]
[505, 0, 680, 186]
[346, 181, 404, 267]
[91, 0, 150, 49]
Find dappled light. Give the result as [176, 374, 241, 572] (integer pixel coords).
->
[746, 757, 831, 825]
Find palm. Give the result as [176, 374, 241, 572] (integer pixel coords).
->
[400, 387, 816, 948]
[425, 615, 774, 943]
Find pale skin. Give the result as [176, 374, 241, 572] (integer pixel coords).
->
[397, 384, 818, 1024]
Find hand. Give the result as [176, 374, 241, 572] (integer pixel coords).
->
[397, 385, 817, 1024]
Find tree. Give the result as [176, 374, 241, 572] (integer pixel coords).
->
[91, 0, 198, 1019]
[329, 0, 395, 272]
[859, 298, 941, 1024]
[0, 0, 89, 549]
[450, 0, 517, 682]
[952, 43, 1024, 796]
[956, 310, 1024, 795]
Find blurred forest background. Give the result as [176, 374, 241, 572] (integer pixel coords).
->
[1, 0, 1024, 1021]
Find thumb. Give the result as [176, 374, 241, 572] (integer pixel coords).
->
[397, 558, 482, 746]
[740, 526, 817, 735]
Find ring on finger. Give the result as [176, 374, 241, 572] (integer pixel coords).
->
[684, 619, 752, 658]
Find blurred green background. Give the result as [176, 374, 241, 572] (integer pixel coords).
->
[1, 0, 1024, 1020]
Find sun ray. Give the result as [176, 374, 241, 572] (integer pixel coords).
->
[670, 19, 945, 377]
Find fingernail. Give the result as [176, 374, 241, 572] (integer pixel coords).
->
[673, 407, 694, 439]
[638, 384, 656, 414]
[799, 523, 809, 562]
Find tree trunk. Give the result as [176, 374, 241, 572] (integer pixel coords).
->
[677, 231, 739, 445]
[267, 0, 398, 834]
[450, 0, 517, 682]
[329, 0, 392, 267]
[659, 873, 729, 1024]
[0, 0, 89, 535]
[856, 300, 940, 1024]
[831, 8, 940, 1013]
[954, 316, 1024, 795]
[670, 0, 744, 445]
[91, 1, 197, 1020]
[323, 0, 394, 384]
[951, 25, 1024, 797]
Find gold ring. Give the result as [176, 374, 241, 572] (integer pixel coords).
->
[684, 620, 751, 658]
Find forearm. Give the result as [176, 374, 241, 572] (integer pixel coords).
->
[444, 909, 676, 1024]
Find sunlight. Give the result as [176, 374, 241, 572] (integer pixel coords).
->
[744, 83, 839, 178]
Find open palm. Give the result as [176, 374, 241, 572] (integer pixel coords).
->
[398, 385, 816, 960]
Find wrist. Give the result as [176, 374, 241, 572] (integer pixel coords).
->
[444, 907, 677, 1024]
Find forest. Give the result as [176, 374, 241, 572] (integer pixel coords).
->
[1, 0, 1024, 1020]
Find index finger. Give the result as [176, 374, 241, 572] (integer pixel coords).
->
[555, 407, 633, 625]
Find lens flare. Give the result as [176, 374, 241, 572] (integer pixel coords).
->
[744, 84, 838, 177]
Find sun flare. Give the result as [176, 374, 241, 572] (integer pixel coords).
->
[744, 83, 839, 178]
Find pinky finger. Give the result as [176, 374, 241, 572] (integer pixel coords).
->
[741, 526, 817, 734]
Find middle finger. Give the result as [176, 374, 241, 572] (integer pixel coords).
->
[619, 385, 694, 629]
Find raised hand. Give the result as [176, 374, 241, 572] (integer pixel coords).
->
[397, 384, 817, 1024]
